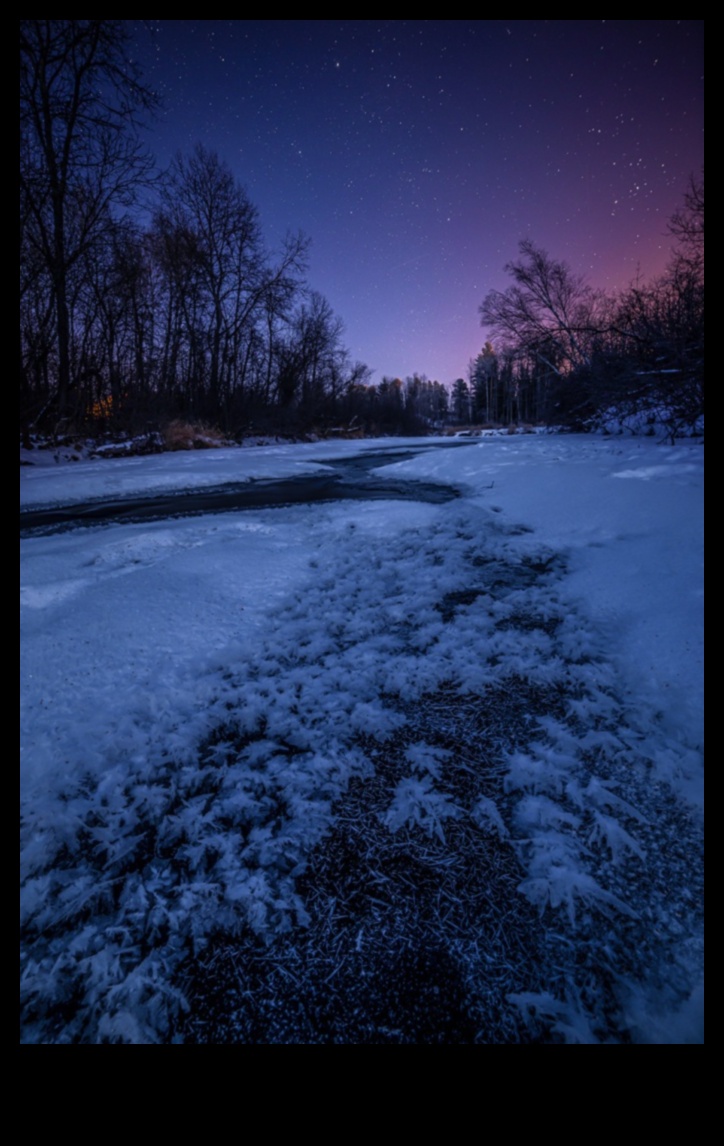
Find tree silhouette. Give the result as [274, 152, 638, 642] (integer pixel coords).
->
[20, 21, 156, 420]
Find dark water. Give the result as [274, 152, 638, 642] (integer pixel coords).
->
[20, 446, 467, 536]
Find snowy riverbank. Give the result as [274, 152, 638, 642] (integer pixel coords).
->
[20, 434, 703, 1043]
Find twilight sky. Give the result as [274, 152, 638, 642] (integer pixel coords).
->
[129, 20, 704, 386]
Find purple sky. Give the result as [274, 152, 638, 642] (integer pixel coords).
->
[129, 20, 704, 385]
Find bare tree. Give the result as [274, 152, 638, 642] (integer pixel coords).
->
[479, 240, 601, 379]
[20, 20, 156, 420]
[668, 172, 704, 281]
[154, 146, 309, 424]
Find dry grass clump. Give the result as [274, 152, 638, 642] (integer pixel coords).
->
[163, 419, 228, 450]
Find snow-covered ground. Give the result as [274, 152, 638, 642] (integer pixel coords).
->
[20, 434, 704, 1043]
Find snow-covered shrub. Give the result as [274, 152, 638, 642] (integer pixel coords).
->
[383, 775, 461, 843]
[471, 796, 509, 840]
[404, 742, 451, 779]
[508, 989, 601, 1044]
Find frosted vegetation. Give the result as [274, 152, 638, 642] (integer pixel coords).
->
[20, 435, 704, 1043]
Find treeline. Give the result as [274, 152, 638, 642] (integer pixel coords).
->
[20, 23, 703, 444]
[20, 21, 436, 441]
[468, 177, 704, 438]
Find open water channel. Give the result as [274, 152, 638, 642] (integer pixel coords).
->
[20, 444, 467, 536]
